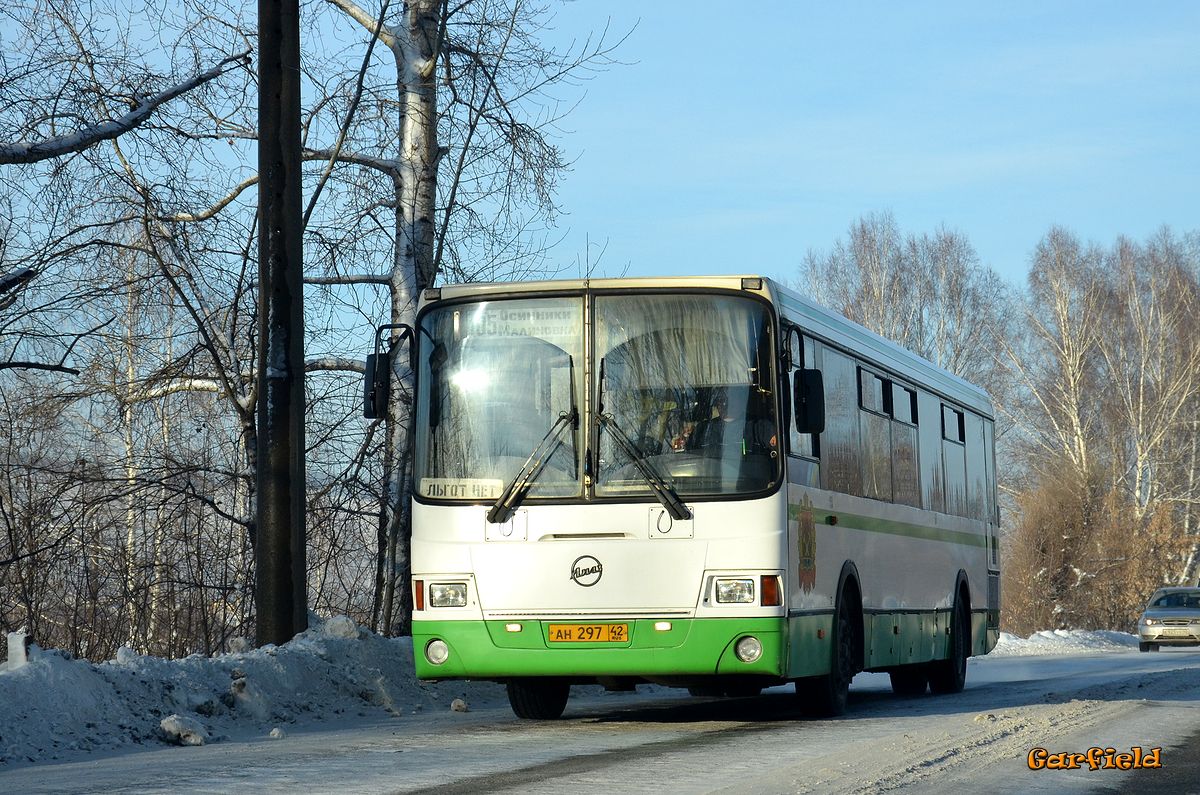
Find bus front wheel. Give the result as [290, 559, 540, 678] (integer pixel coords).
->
[506, 678, 570, 720]
[798, 588, 859, 717]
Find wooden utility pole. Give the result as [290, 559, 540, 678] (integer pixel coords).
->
[255, 0, 307, 645]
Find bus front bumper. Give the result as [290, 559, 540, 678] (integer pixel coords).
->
[412, 617, 786, 680]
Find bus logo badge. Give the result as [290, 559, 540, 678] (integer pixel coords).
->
[570, 555, 603, 587]
[797, 494, 817, 594]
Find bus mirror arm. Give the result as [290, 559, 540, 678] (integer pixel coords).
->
[793, 368, 825, 435]
[363, 323, 414, 419]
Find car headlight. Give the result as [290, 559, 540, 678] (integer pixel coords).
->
[715, 578, 755, 604]
[429, 582, 468, 607]
[1143, 618, 1159, 626]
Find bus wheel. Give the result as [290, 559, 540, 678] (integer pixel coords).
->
[798, 591, 858, 717]
[929, 595, 969, 694]
[506, 679, 570, 720]
[889, 666, 928, 696]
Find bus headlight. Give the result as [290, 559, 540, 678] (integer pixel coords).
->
[715, 578, 755, 604]
[735, 636, 763, 663]
[429, 582, 468, 607]
[425, 639, 450, 665]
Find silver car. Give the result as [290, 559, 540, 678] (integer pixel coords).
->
[1137, 587, 1200, 651]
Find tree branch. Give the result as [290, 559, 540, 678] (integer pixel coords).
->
[0, 361, 81, 375]
[305, 356, 366, 373]
[0, 50, 253, 165]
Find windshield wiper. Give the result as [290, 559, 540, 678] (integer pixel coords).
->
[486, 356, 578, 525]
[595, 357, 692, 521]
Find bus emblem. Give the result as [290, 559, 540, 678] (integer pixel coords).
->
[570, 555, 603, 587]
[798, 494, 817, 593]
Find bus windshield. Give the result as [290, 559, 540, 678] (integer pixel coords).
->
[413, 291, 778, 503]
[414, 297, 584, 500]
[594, 293, 778, 497]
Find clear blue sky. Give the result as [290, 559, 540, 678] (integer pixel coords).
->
[539, 2, 1199, 286]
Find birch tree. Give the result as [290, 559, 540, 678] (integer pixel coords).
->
[1096, 232, 1200, 523]
[306, 0, 620, 633]
[800, 211, 1012, 397]
[1003, 227, 1200, 630]
[1, 0, 622, 650]
[1001, 227, 1109, 488]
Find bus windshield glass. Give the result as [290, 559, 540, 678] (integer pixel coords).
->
[414, 297, 584, 501]
[413, 291, 778, 504]
[594, 293, 778, 497]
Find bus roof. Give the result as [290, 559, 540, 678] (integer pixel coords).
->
[424, 274, 994, 418]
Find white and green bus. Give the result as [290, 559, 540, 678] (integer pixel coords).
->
[365, 275, 1000, 719]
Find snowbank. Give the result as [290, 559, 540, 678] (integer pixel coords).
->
[0, 622, 1148, 770]
[0, 616, 505, 767]
[989, 629, 1139, 656]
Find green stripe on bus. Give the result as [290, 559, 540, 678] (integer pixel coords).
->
[411, 617, 787, 679]
[788, 503, 987, 548]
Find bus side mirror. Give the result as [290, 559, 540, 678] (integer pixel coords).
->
[363, 352, 389, 419]
[793, 368, 825, 434]
[362, 323, 414, 419]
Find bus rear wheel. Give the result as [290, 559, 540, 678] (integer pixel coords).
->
[506, 678, 570, 720]
[929, 595, 969, 694]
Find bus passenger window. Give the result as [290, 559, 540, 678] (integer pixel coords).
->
[788, 334, 820, 462]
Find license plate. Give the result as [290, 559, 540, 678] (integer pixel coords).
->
[548, 623, 629, 643]
[1162, 628, 1190, 636]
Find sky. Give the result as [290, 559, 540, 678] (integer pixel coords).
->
[535, 2, 1200, 286]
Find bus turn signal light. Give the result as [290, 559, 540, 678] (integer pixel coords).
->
[761, 575, 781, 606]
[414, 579, 425, 611]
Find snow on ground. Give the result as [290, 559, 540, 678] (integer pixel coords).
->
[0, 615, 508, 768]
[989, 628, 1140, 656]
[0, 622, 1144, 771]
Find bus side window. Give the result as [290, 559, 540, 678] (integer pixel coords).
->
[941, 404, 968, 517]
[858, 367, 892, 501]
[891, 382, 920, 508]
[789, 335, 820, 459]
[787, 331, 820, 487]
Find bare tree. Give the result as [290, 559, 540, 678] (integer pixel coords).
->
[0, 0, 624, 653]
[1095, 232, 1200, 525]
[304, 0, 621, 633]
[1003, 226, 1200, 630]
[800, 211, 1012, 399]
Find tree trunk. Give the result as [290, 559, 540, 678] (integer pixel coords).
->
[379, 0, 439, 636]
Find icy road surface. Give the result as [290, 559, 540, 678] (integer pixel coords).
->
[3, 647, 1199, 794]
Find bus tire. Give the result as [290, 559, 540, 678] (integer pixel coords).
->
[798, 586, 859, 717]
[506, 679, 570, 720]
[929, 593, 969, 695]
[889, 666, 929, 696]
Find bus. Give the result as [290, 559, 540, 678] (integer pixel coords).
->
[364, 275, 1000, 719]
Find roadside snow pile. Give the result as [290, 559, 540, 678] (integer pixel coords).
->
[0, 615, 504, 768]
[990, 629, 1139, 656]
